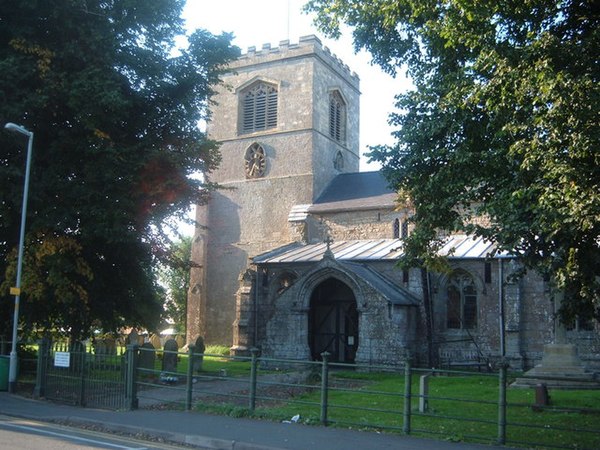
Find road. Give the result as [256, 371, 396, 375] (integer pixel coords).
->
[0, 415, 190, 450]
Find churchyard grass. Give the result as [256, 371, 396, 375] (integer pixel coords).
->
[251, 371, 600, 449]
[146, 351, 252, 377]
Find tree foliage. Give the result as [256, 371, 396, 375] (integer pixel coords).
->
[305, 0, 600, 321]
[0, 0, 239, 339]
[158, 236, 192, 333]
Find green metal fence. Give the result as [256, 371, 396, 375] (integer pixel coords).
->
[127, 347, 600, 449]
[37, 340, 128, 409]
[31, 343, 600, 449]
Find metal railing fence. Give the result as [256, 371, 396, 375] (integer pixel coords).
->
[35, 340, 128, 409]
[27, 343, 600, 449]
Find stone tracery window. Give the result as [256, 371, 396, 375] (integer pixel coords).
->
[329, 90, 346, 142]
[241, 81, 278, 134]
[447, 272, 478, 330]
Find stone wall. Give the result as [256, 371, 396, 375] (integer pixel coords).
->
[310, 209, 412, 242]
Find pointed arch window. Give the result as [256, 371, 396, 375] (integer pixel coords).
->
[329, 90, 346, 142]
[447, 272, 478, 330]
[241, 82, 278, 134]
[393, 218, 410, 239]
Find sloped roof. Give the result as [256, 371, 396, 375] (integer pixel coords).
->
[309, 171, 397, 213]
[340, 261, 420, 306]
[253, 235, 506, 264]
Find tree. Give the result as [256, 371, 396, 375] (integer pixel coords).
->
[158, 236, 193, 333]
[0, 0, 239, 340]
[305, 0, 600, 322]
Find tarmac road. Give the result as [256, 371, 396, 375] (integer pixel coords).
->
[0, 414, 190, 449]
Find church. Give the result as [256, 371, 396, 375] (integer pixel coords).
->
[187, 36, 599, 371]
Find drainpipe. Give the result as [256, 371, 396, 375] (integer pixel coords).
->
[498, 258, 505, 358]
[254, 266, 260, 347]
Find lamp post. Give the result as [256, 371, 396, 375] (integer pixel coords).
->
[4, 122, 34, 393]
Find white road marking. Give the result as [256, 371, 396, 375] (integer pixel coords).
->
[1, 421, 148, 449]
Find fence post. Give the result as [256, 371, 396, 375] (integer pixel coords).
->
[403, 359, 412, 435]
[78, 347, 86, 407]
[249, 348, 259, 411]
[498, 361, 508, 445]
[186, 345, 195, 411]
[33, 337, 50, 399]
[125, 344, 139, 410]
[320, 352, 330, 426]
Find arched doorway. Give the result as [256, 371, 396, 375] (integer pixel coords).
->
[309, 278, 358, 363]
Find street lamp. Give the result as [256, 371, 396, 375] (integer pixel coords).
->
[4, 122, 34, 393]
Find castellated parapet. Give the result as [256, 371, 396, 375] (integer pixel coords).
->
[234, 35, 360, 90]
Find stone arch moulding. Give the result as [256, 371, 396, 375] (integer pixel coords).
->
[296, 264, 366, 313]
[328, 86, 349, 105]
[235, 75, 281, 94]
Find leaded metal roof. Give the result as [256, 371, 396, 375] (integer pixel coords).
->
[253, 235, 506, 264]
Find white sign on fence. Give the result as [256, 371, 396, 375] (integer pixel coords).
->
[54, 351, 70, 368]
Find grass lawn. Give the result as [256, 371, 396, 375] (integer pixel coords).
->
[250, 370, 600, 449]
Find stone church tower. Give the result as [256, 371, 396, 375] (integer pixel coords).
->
[187, 36, 360, 346]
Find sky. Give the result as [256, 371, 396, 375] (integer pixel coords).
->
[182, 0, 412, 172]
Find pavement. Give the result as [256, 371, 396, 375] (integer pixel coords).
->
[0, 392, 514, 450]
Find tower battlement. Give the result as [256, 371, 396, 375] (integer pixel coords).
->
[233, 35, 360, 88]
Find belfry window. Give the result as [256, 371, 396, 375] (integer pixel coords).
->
[329, 90, 346, 142]
[447, 272, 477, 330]
[241, 82, 278, 134]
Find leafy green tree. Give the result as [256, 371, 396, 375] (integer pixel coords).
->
[306, 0, 599, 322]
[0, 0, 239, 340]
[158, 236, 193, 333]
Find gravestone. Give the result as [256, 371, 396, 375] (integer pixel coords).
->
[176, 334, 185, 349]
[162, 338, 179, 373]
[191, 336, 206, 373]
[419, 374, 430, 413]
[94, 337, 116, 360]
[93, 339, 109, 367]
[104, 337, 117, 355]
[149, 333, 162, 350]
[127, 329, 139, 346]
[533, 383, 550, 411]
[139, 342, 156, 373]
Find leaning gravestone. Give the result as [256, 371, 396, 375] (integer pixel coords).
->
[139, 342, 156, 374]
[162, 338, 179, 373]
[191, 335, 206, 373]
[149, 333, 162, 350]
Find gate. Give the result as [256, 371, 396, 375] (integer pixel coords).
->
[37, 339, 127, 409]
[309, 278, 358, 363]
